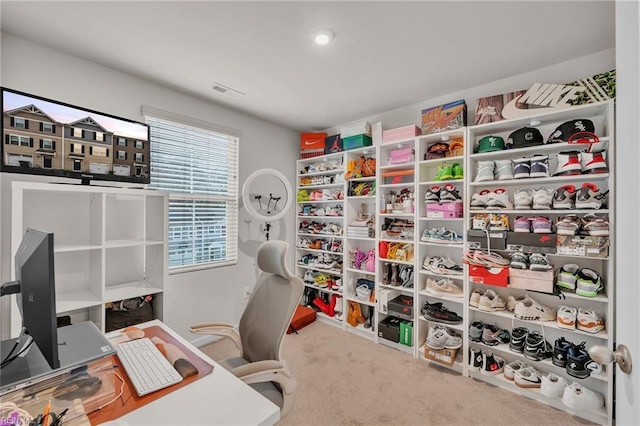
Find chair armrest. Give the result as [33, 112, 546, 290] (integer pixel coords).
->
[189, 322, 242, 354]
[230, 361, 297, 396]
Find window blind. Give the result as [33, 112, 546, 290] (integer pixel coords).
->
[145, 113, 239, 271]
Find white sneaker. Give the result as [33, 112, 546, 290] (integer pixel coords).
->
[562, 382, 604, 411]
[506, 294, 526, 312]
[495, 159, 513, 180]
[540, 373, 568, 398]
[504, 360, 530, 381]
[557, 305, 577, 330]
[577, 308, 606, 334]
[514, 297, 556, 321]
[427, 324, 462, 349]
[477, 289, 507, 312]
[513, 188, 533, 210]
[487, 188, 513, 209]
[532, 186, 554, 209]
[475, 161, 495, 182]
[514, 366, 542, 388]
[470, 190, 491, 209]
[469, 288, 484, 308]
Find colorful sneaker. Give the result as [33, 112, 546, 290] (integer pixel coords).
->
[481, 351, 505, 376]
[529, 154, 550, 178]
[425, 186, 440, 203]
[489, 213, 509, 231]
[513, 216, 532, 233]
[562, 383, 604, 411]
[469, 347, 483, 371]
[576, 268, 604, 297]
[581, 150, 608, 174]
[532, 187, 554, 209]
[577, 308, 606, 334]
[553, 185, 577, 209]
[475, 160, 495, 182]
[523, 331, 553, 361]
[540, 373, 568, 398]
[470, 190, 491, 209]
[495, 159, 513, 180]
[510, 252, 529, 269]
[425, 278, 463, 298]
[477, 289, 507, 312]
[556, 214, 582, 236]
[515, 297, 556, 321]
[512, 157, 530, 179]
[553, 337, 572, 367]
[529, 253, 553, 271]
[514, 366, 542, 388]
[434, 163, 454, 181]
[531, 216, 552, 234]
[504, 360, 530, 380]
[509, 327, 529, 353]
[481, 324, 511, 346]
[451, 162, 464, 179]
[575, 182, 608, 209]
[554, 151, 582, 176]
[439, 184, 462, 203]
[566, 342, 603, 379]
[557, 305, 578, 330]
[514, 188, 533, 210]
[581, 214, 610, 236]
[426, 324, 463, 349]
[469, 320, 485, 342]
[431, 257, 463, 275]
[556, 263, 580, 291]
[487, 188, 513, 209]
[473, 250, 511, 268]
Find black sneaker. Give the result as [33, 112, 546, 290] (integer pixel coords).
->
[553, 337, 572, 367]
[469, 321, 485, 342]
[523, 331, 552, 361]
[481, 350, 505, 376]
[509, 327, 528, 353]
[566, 342, 603, 379]
[469, 347, 483, 372]
[421, 301, 463, 324]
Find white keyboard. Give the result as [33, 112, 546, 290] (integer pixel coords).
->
[116, 337, 183, 396]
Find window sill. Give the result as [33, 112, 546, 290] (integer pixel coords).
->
[168, 260, 238, 275]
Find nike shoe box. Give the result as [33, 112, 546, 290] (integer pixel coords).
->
[343, 134, 373, 150]
[382, 169, 414, 185]
[506, 232, 557, 254]
[300, 132, 327, 159]
[425, 347, 458, 367]
[399, 320, 413, 347]
[508, 268, 554, 294]
[426, 202, 463, 219]
[468, 265, 509, 287]
[324, 134, 343, 154]
[467, 229, 507, 250]
[388, 295, 414, 321]
[556, 235, 609, 258]
[378, 316, 402, 343]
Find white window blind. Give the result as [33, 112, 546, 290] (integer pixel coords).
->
[145, 109, 239, 271]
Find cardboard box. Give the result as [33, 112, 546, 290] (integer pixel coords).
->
[426, 202, 463, 219]
[399, 320, 413, 346]
[507, 232, 556, 248]
[468, 265, 509, 287]
[425, 347, 458, 366]
[467, 229, 507, 250]
[343, 134, 373, 150]
[371, 121, 383, 146]
[378, 288, 402, 314]
[324, 134, 343, 154]
[382, 169, 414, 185]
[378, 316, 402, 343]
[556, 235, 610, 258]
[300, 132, 327, 159]
[421, 100, 467, 135]
[382, 125, 421, 143]
[341, 121, 372, 138]
[509, 268, 554, 293]
[388, 295, 414, 321]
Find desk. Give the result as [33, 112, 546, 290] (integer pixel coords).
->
[104, 320, 280, 426]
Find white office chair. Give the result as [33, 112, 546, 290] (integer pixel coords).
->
[190, 240, 304, 418]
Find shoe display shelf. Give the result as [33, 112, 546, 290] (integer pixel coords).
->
[464, 101, 614, 425]
[296, 152, 346, 326]
[375, 138, 417, 355]
[343, 146, 378, 337]
[415, 129, 467, 373]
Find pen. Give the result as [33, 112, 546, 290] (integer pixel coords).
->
[41, 401, 51, 426]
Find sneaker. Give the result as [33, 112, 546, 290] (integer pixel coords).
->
[431, 257, 463, 275]
[512, 157, 531, 179]
[434, 163, 454, 181]
[481, 324, 511, 346]
[481, 351, 505, 376]
[473, 250, 511, 268]
[470, 190, 491, 209]
[475, 160, 495, 182]
[477, 289, 507, 312]
[509, 327, 529, 353]
[529, 252, 553, 271]
[469, 347, 483, 371]
[506, 294, 527, 312]
[556, 264, 580, 291]
[469, 289, 484, 308]
[553, 185, 577, 209]
[562, 382, 604, 411]
[513, 216, 531, 233]
[439, 184, 462, 203]
[575, 182, 608, 209]
[486, 188, 513, 209]
[489, 213, 509, 231]
[469, 321, 485, 342]
[451, 163, 464, 179]
[510, 252, 529, 269]
[426, 324, 462, 349]
[555, 215, 581, 236]
[553, 337, 573, 367]
[514, 366, 542, 388]
[540, 373, 568, 398]
[421, 301, 463, 324]
[576, 268, 604, 297]
[495, 159, 513, 180]
[514, 188, 533, 210]
[531, 216, 552, 234]
[557, 305, 578, 330]
[504, 360, 530, 380]
[577, 308, 606, 334]
[523, 331, 553, 361]
[529, 154, 550, 178]
[581, 214, 610, 236]
[514, 297, 556, 321]
[581, 150, 608, 174]
[532, 186, 554, 209]
[425, 186, 440, 203]
[566, 342, 603, 379]
[554, 151, 583, 176]
[425, 278, 463, 298]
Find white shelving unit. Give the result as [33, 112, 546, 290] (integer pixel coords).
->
[10, 181, 168, 334]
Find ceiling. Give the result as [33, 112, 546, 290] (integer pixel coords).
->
[0, 1, 615, 131]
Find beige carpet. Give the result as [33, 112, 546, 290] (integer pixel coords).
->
[200, 321, 593, 426]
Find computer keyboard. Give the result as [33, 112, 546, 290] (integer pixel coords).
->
[116, 337, 183, 396]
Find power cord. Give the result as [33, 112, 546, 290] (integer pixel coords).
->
[0, 336, 33, 369]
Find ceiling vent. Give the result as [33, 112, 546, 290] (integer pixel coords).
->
[211, 82, 245, 98]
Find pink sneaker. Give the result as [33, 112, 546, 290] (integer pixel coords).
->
[532, 216, 552, 234]
[514, 216, 531, 233]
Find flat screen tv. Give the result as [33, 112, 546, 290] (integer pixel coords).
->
[1, 87, 150, 184]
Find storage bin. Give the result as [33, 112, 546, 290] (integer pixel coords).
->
[382, 169, 414, 185]
[343, 134, 373, 150]
[509, 268, 554, 293]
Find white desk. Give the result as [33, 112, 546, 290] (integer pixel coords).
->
[104, 320, 280, 426]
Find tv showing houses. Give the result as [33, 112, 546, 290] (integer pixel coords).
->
[1, 88, 150, 184]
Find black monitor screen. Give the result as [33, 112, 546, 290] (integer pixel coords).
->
[14, 228, 59, 370]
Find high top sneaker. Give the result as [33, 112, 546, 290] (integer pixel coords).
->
[566, 342, 602, 379]
[495, 159, 514, 180]
[425, 186, 441, 204]
[552, 185, 576, 209]
[552, 337, 572, 367]
[575, 183, 608, 209]
[439, 184, 462, 203]
[512, 157, 530, 179]
[523, 331, 553, 361]
[469, 347, 483, 372]
[554, 151, 582, 176]
[581, 150, 608, 174]
[475, 160, 495, 182]
[481, 350, 505, 375]
[529, 154, 550, 178]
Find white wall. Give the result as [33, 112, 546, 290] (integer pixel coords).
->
[0, 33, 299, 341]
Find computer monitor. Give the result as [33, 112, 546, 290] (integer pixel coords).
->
[1, 228, 59, 370]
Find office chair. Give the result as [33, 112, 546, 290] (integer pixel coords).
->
[190, 240, 304, 418]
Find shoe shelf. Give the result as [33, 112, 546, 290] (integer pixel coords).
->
[419, 179, 464, 186]
[417, 344, 465, 373]
[469, 173, 609, 188]
[379, 162, 415, 172]
[480, 247, 610, 262]
[346, 195, 376, 200]
[298, 232, 344, 239]
[346, 236, 376, 242]
[345, 267, 375, 275]
[378, 334, 415, 355]
[469, 137, 611, 161]
[417, 289, 464, 305]
[469, 208, 609, 214]
[345, 296, 376, 308]
[378, 182, 415, 190]
[379, 212, 414, 218]
[378, 283, 414, 295]
[418, 155, 464, 166]
[418, 241, 465, 248]
[378, 257, 414, 266]
[298, 182, 345, 190]
[418, 269, 464, 280]
[418, 316, 465, 333]
[297, 199, 345, 204]
[296, 247, 344, 256]
[297, 168, 345, 177]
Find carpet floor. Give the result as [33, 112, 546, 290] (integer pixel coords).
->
[200, 320, 594, 426]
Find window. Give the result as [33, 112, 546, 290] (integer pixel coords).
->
[73, 159, 82, 171]
[92, 146, 107, 157]
[73, 128, 83, 138]
[43, 157, 52, 169]
[95, 131, 104, 142]
[14, 117, 26, 129]
[135, 140, 144, 149]
[145, 107, 239, 271]
[10, 135, 31, 146]
[42, 123, 54, 133]
[72, 143, 83, 154]
[42, 140, 54, 150]
[135, 153, 143, 163]
[118, 137, 127, 146]
[117, 150, 126, 160]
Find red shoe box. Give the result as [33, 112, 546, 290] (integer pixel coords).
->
[426, 202, 463, 219]
[468, 265, 509, 287]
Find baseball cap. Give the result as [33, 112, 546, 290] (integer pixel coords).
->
[506, 127, 543, 149]
[547, 119, 597, 144]
[475, 135, 505, 153]
[427, 142, 449, 154]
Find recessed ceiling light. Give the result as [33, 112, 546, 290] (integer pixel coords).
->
[313, 29, 334, 46]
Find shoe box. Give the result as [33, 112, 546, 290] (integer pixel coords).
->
[300, 133, 327, 159]
[425, 347, 458, 366]
[382, 169, 415, 185]
[426, 201, 463, 219]
[378, 289, 402, 314]
[344, 134, 373, 150]
[382, 125, 421, 143]
[556, 235, 609, 258]
[378, 316, 402, 343]
[508, 268, 555, 293]
[421, 99, 467, 135]
[467, 229, 507, 250]
[399, 321, 413, 347]
[388, 295, 414, 321]
[468, 265, 509, 287]
[506, 232, 557, 254]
